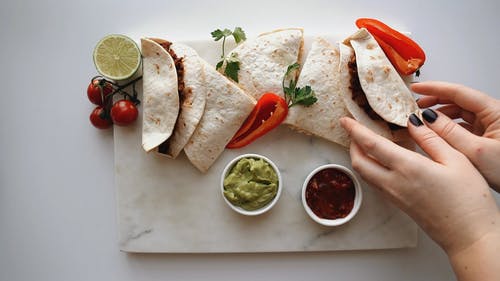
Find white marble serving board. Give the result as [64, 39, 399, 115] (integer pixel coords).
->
[114, 35, 417, 253]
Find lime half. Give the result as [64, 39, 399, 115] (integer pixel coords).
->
[93, 34, 141, 81]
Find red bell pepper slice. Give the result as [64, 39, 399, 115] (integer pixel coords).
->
[227, 93, 288, 149]
[356, 18, 426, 75]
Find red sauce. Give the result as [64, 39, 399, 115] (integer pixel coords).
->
[305, 168, 355, 219]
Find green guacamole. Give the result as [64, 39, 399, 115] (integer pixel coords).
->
[223, 157, 279, 211]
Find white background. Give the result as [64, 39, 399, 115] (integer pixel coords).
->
[1, 0, 499, 280]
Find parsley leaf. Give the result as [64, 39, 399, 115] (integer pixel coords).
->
[215, 60, 224, 70]
[211, 27, 246, 82]
[223, 53, 240, 82]
[282, 63, 318, 108]
[294, 86, 317, 106]
[222, 28, 233, 37]
[211, 28, 233, 41]
[211, 29, 224, 41]
[285, 63, 300, 76]
[232, 27, 246, 43]
[224, 61, 240, 82]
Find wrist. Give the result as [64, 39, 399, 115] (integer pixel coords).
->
[447, 224, 500, 281]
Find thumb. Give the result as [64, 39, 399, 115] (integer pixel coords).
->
[407, 113, 463, 164]
[420, 108, 481, 157]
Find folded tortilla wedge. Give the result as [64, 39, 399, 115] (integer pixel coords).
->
[338, 43, 393, 140]
[284, 37, 351, 147]
[184, 60, 256, 173]
[157, 42, 207, 158]
[226, 28, 304, 100]
[344, 28, 421, 127]
[141, 38, 179, 152]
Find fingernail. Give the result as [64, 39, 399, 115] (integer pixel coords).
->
[422, 109, 438, 123]
[409, 113, 423, 127]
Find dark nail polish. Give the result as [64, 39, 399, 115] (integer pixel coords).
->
[409, 113, 423, 127]
[422, 109, 438, 123]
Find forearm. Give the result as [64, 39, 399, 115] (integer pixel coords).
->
[448, 228, 500, 281]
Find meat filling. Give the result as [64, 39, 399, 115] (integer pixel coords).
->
[153, 39, 186, 154]
[348, 56, 403, 131]
[157, 41, 185, 95]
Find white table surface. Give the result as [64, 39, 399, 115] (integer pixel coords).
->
[1, 0, 499, 280]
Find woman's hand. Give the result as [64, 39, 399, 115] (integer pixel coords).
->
[339, 116, 499, 256]
[413, 81, 500, 192]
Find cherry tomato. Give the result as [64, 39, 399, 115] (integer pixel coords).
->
[90, 106, 113, 129]
[87, 78, 113, 106]
[110, 99, 138, 126]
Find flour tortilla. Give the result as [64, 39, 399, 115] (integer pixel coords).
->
[184, 60, 256, 173]
[284, 37, 351, 147]
[141, 38, 179, 152]
[346, 28, 420, 127]
[227, 28, 304, 100]
[338, 43, 393, 140]
[162, 43, 207, 158]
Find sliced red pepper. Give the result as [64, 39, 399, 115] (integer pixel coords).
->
[356, 18, 426, 75]
[227, 93, 288, 149]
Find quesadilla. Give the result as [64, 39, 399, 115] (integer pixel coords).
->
[338, 43, 393, 139]
[226, 28, 304, 100]
[157, 42, 207, 158]
[344, 28, 420, 127]
[284, 37, 351, 147]
[141, 38, 179, 152]
[184, 60, 256, 173]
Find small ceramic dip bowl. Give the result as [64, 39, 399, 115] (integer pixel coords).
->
[221, 154, 282, 216]
[302, 164, 362, 226]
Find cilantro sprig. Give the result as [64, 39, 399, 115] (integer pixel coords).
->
[211, 27, 246, 82]
[282, 63, 318, 108]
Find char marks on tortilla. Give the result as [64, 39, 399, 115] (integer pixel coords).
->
[346, 28, 420, 127]
[284, 37, 351, 147]
[183, 60, 256, 173]
[227, 28, 304, 100]
[141, 38, 179, 152]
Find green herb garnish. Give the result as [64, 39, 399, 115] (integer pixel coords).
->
[282, 63, 318, 107]
[211, 27, 246, 82]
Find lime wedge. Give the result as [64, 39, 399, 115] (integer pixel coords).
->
[93, 34, 141, 81]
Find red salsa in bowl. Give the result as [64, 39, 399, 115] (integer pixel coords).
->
[302, 164, 362, 226]
[305, 168, 355, 219]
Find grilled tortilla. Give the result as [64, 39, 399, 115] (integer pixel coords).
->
[226, 28, 304, 100]
[159, 42, 207, 158]
[338, 43, 393, 139]
[284, 37, 351, 147]
[141, 38, 179, 152]
[345, 28, 420, 127]
[184, 60, 256, 173]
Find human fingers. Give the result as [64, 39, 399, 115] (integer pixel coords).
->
[417, 96, 453, 108]
[349, 141, 392, 189]
[407, 113, 463, 165]
[458, 122, 474, 133]
[437, 104, 476, 125]
[412, 81, 493, 114]
[420, 108, 481, 158]
[340, 117, 409, 169]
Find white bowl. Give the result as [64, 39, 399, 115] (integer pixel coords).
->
[221, 154, 282, 216]
[301, 164, 362, 226]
